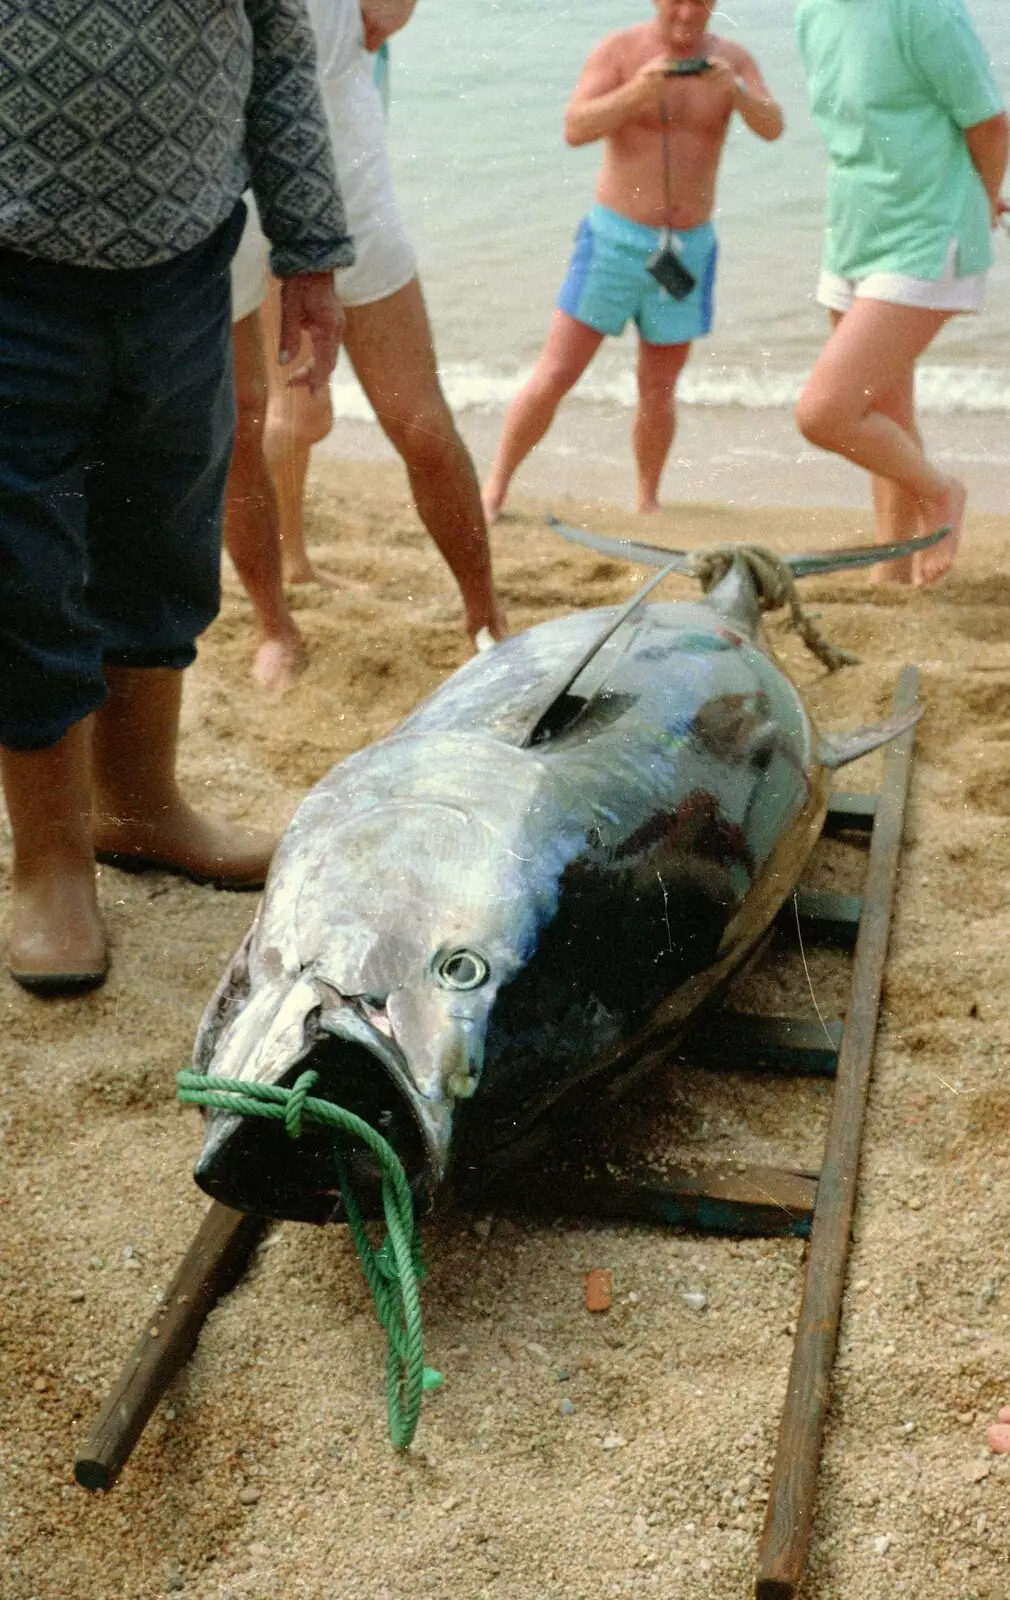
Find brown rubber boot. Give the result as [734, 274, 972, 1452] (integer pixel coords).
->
[2, 722, 108, 995]
[91, 666, 277, 891]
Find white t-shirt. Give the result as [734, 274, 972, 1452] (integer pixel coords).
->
[305, 0, 365, 81]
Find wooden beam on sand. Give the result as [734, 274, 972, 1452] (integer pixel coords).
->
[75, 1202, 264, 1492]
[754, 667, 918, 1600]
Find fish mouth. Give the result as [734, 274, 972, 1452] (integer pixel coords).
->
[193, 1007, 447, 1226]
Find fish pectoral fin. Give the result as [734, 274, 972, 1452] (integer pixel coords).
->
[547, 516, 693, 573]
[817, 703, 922, 770]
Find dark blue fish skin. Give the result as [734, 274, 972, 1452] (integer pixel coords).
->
[192, 594, 829, 1224]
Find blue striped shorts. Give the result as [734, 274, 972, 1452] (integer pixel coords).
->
[558, 204, 717, 345]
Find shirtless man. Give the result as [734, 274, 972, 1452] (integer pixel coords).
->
[482, 0, 782, 521]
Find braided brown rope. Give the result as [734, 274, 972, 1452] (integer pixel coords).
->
[686, 545, 859, 673]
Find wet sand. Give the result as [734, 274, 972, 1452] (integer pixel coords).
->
[1, 457, 1008, 1600]
[322, 396, 1010, 514]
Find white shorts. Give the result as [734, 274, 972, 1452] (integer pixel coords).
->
[817, 240, 986, 317]
[230, 49, 416, 325]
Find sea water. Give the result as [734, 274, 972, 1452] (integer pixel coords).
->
[331, 0, 1010, 427]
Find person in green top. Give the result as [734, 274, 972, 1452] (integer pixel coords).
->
[794, 0, 1007, 584]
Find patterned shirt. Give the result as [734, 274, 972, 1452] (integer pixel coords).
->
[0, 0, 355, 275]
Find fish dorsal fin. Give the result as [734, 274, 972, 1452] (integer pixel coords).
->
[519, 559, 681, 749]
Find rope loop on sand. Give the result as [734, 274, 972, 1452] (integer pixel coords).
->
[176, 1070, 442, 1450]
[688, 544, 859, 672]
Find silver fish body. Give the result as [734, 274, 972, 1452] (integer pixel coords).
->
[191, 562, 843, 1223]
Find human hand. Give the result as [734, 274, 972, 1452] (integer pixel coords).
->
[277, 272, 345, 394]
[361, 0, 416, 52]
[704, 54, 737, 95]
[631, 53, 679, 103]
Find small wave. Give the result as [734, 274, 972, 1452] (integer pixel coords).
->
[330, 361, 1010, 419]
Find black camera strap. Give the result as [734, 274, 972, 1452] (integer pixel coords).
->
[659, 98, 674, 247]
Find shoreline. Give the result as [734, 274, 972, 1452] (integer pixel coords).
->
[317, 401, 1010, 519]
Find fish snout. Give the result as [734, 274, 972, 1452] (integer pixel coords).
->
[193, 986, 449, 1224]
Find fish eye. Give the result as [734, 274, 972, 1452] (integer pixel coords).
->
[435, 949, 489, 991]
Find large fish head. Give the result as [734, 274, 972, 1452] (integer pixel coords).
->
[193, 752, 562, 1224]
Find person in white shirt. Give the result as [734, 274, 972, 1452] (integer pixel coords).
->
[226, 0, 505, 674]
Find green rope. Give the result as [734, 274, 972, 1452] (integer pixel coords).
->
[176, 1069, 442, 1449]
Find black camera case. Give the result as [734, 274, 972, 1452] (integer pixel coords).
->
[645, 234, 696, 301]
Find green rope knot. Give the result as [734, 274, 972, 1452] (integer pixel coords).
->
[283, 1067, 318, 1141]
[176, 1069, 441, 1449]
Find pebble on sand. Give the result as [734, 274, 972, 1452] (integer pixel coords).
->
[585, 1268, 613, 1313]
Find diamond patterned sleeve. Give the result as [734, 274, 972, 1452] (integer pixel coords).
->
[243, 0, 356, 277]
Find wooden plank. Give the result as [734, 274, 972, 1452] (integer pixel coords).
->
[75, 1203, 264, 1492]
[823, 791, 877, 835]
[491, 1162, 818, 1239]
[755, 667, 918, 1600]
[784, 889, 863, 947]
[687, 1012, 843, 1077]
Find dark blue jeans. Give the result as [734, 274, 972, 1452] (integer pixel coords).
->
[0, 206, 243, 751]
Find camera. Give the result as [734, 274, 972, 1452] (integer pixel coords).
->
[664, 56, 710, 76]
[645, 232, 696, 300]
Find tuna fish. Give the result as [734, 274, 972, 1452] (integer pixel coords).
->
[189, 528, 940, 1224]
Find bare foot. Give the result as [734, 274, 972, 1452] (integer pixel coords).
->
[636, 498, 662, 515]
[281, 558, 342, 588]
[251, 631, 308, 696]
[481, 480, 506, 527]
[94, 801, 278, 891]
[869, 553, 915, 585]
[9, 863, 108, 994]
[915, 478, 966, 586]
[988, 1405, 1010, 1454]
[467, 601, 508, 653]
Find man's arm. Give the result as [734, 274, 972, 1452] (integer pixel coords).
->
[706, 47, 784, 142]
[964, 111, 1010, 225]
[243, 0, 354, 277]
[362, 0, 417, 53]
[564, 38, 668, 147]
[243, 0, 355, 390]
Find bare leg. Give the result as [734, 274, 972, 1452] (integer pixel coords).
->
[869, 376, 922, 584]
[260, 278, 336, 586]
[1, 721, 107, 992]
[634, 339, 691, 513]
[91, 667, 277, 889]
[344, 278, 506, 644]
[796, 299, 965, 584]
[817, 310, 920, 585]
[482, 311, 605, 524]
[989, 1406, 1010, 1454]
[224, 311, 307, 692]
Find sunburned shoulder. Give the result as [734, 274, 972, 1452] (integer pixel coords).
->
[583, 23, 657, 77]
[704, 32, 758, 72]
[707, 33, 755, 68]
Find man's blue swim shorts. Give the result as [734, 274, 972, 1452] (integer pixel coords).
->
[558, 204, 717, 345]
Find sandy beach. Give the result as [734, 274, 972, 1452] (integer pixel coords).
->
[2, 454, 1008, 1600]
